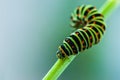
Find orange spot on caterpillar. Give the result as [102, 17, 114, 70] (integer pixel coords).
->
[90, 26, 93, 28]
[90, 36, 92, 39]
[101, 25, 105, 30]
[75, 32, 79, 35]
[77, 14, 80, 16]
[92, 16, 95, 18]
[100, 14, 103, 17]
[96, 32, 99, 35]
[84, 16, 86, 18]
[72, 46, 74, 48]
[67, 40, 70, 43]
[93, 21, 96, 24]
[87, 9, 90, 12]
[83, 46, 86, 48]
[90, 43, 92, 47]
[82, 40, 84, 44]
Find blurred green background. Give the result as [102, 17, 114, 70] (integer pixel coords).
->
[0, 0, 120, 80]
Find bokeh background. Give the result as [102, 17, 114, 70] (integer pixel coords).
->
[0, 0, 120, 80]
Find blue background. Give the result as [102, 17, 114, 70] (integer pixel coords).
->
[0, 0, 120, 80]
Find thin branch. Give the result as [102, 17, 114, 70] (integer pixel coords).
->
[99, 0, 120, 18]
[43, 56, 76, 80]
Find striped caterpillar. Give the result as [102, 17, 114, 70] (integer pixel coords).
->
[57, 5, 106, 59]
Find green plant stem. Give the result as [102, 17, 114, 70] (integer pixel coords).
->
[99, 0, 120, 18]
[43, 0, 119, 80]
[43, 56, 76, 80]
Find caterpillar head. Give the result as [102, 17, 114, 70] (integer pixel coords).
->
[56, 46, 67, 59]
[56, 50, 65, 59]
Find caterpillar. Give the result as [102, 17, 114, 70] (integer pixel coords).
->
[56, 5, 106, 59]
